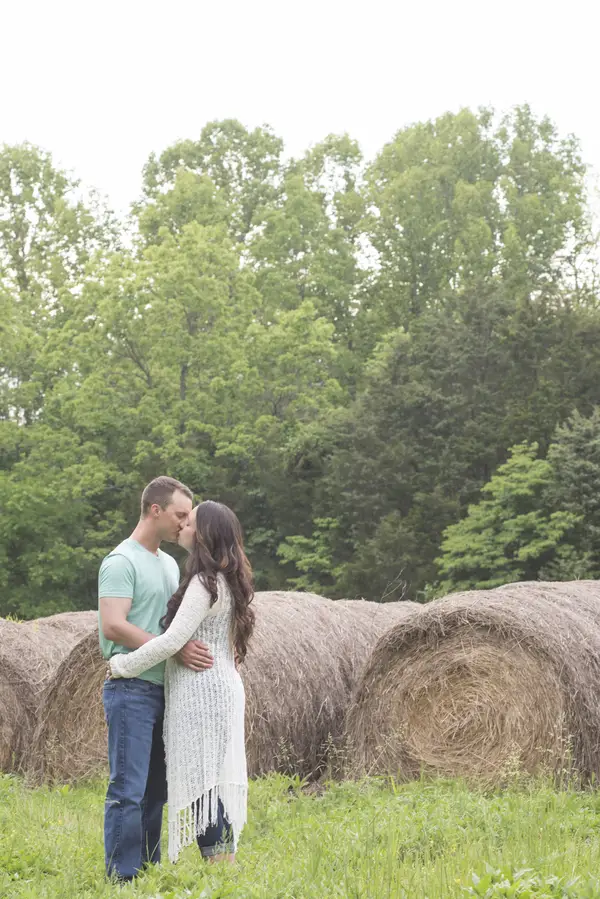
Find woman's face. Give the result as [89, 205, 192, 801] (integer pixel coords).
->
[178, 506, 197, 552]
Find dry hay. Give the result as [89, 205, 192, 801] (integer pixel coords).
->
[26, 593, 417, 785]
[347, 581, 600, 785]
[332, 599, 419, 696]
[0, 611, 97, 772]
[243, 594, 418, 778]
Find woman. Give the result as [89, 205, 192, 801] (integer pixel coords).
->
[109, 500, 255, 864]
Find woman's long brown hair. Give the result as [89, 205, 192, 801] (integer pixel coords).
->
[161, 500, 255, 662]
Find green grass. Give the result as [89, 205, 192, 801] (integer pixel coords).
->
[2, 773, 600, 898]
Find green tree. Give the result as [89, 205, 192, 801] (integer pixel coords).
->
[0, 144, 120, 616]
[0, 143, 114, 306]
[541, 408, 600, 579]
[139, 120, 283, 244]
[312, 107, 598, 601]
[357, 106, 590, 350]
[435, 443, 579, 592]
[0, 217, 259, 615]
[212, 301, 348, 587]
[0, 143, 115, 427]
[277, 518, 342, 593]
[496, 106, 588, 301]
[311, 288, 520, 599]
[0, 425, 130, 616]
[248, 135, 366, 349]
[54, 219, 260, 479]
[2, 111, 599, 616]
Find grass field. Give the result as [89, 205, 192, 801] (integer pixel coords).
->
[2, 772, 600, 898]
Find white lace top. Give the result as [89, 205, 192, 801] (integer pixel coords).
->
[110, 572, 247, 861]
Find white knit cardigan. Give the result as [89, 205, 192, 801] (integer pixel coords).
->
[110, 572, 247, 861]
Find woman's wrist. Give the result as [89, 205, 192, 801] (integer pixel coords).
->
[109, 656, 123, 678]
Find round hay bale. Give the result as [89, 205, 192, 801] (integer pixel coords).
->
[0, 611, 97, 773]
[25, 625, 108, 784]
[243, 594, 418, 778]
[26, 593, 417, 784]
[320, 598, 420, 775]
[333, 599, 419, 692]
[347, 581, 600, 784]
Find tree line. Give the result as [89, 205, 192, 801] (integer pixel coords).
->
[1, 106, 599, 618]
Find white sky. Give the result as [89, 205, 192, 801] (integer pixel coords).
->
[1, 0, 599, 216]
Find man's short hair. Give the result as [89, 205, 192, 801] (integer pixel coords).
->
[141, 477, 193, 516]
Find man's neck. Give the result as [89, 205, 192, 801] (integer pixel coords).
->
[130, 520, 161, 556]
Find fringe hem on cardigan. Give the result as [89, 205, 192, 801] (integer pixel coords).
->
[168, 782, 247, 862]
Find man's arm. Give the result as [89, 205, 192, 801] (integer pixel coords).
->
[98, 555, 157, 651]
[99, 596, 156, 650]
[100, 594, 214, 668]
[100, 595, 214, 669]
[110, 576, 213, 678]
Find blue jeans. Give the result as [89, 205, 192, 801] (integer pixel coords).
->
[103, 677, 167, 880]
[195, 797, 234, 858]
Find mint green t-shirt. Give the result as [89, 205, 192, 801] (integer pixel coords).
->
[98, 538, 180, 686]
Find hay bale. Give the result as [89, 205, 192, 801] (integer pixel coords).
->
[331, 599, 419, 694]
[25, 625, 107, 784]
[0, 611, 97, 772]
[347, 581, 600, 784]
[243, 594, 418, 778]
[26, 593, 417, 784]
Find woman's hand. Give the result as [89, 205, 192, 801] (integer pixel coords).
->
[107, 659, 123, 680]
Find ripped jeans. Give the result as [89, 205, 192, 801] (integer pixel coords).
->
[102, 678, 167, 880]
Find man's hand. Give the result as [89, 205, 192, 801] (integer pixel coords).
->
[177, 640, 214, 671]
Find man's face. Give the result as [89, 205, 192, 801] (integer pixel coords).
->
[178, 506, 198, 553]
[154, 490, 193, 543]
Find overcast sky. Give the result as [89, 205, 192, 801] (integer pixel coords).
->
[2, 0, 598, 215]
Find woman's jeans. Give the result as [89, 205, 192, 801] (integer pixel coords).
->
[195, 796, 234, 858]
[103, 678, 167, 880]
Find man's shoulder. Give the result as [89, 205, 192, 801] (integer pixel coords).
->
[101, 540, 137, 569]
[98, 541, 137, 599]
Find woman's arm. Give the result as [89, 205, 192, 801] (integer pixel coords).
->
[110, 576, 212, 679]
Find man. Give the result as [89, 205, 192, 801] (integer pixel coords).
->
[98, 476, 214, 882]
